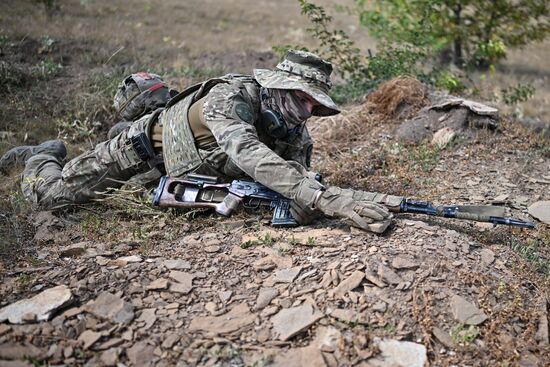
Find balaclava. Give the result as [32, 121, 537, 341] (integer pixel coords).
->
[262, 88, 313, 128]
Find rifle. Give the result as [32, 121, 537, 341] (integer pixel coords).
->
[398, 199, 535, 228]
[152, 175, 535, 229]
[152, 174, 298, 227]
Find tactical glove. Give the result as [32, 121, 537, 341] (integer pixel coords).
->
[315, 187, 392, 233]
[327, 187, 404, 212]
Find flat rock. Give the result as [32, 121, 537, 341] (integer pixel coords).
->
[391, 257, 419, 270]
[528, 201, 550, 224]
[368, 339, 427, 367]
[146, 278, 169, 291]
[100, 348, 120, 366]
[271, 303, 323, 341]
[377, 264, 404, 285]
[331, 270, 364, 298]
[204, 245, 220, 253]
[218, 291, 233, 303]
[127, 341, 155, 366]
[59, 243, 88, 258]
[432, 327, 454, 348]
[189, 303, 255, 334]
[271, 344, 326, 367]
[78, 330, 102, 350]
[365, 271, 387, 288]
[535, 300, 549, 345]
[330, 308, 367, 324]
[84, 291, 134, 324]
[0, 343, 45, 360]
[137, 308, 157, 330]
[0, 285, 73, 324]
[168, 271, 194, 294]
[450, 294, 488, 325]
[492, 194, 509, 204]
[255, 287, 279, 310]
[253, 250, 293, 271]
[480, 249, 495, 266]
[109, 255, 142, 266]
[163, 259, 191, 270]
[161, 333, 180, 349]
[272, 266, 302, 283]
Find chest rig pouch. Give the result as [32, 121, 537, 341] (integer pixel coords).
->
[161, 77, 232, 177]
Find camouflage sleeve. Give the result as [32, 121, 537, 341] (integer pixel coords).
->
[203, 83, 309, 199]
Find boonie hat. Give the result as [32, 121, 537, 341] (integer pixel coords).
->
[254, 50, 340, 116]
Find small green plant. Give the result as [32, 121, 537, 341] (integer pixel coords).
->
[26, 256, 44, 267]
[0, 34, 9, 49]
[366, 44, 427, 82]
[509, 236, 550, 279]
[406, 145, 441, 172]
[451, 324, 480, 344]
[240, 240, 258, 249]
[306, 236, 316, 246]
[497, 281, 507, 296]
[39, 35, 55, 53]
[211, 345, 242, 361]
[240, 233, 276, 249]
[435, 70, 465, 94]
[57, 117, 100, 141]
[472, 39, 507, 67]
[80, 213, 102, 237]
[501, 83, 536, 105]
[259, 233, 275, 246]
[33, 58, 63, 78]
[23, 356, 47, 367]
[17, 274, 33, 288]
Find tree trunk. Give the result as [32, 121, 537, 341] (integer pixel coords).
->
[453, 5, 464, 67]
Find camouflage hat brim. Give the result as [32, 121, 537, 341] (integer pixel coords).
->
[254, 69, 340, 117]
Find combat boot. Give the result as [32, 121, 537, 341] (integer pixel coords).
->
[0, 140, 67, 174]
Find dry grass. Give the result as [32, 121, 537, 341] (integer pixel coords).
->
[365, 77, 428, 119]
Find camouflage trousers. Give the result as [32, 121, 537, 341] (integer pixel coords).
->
[21, 116, 155, 209]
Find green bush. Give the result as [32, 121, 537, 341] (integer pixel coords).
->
[355, 0, 549, 68]
[501, 83, 536, 105]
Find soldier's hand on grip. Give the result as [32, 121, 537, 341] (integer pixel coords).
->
[315, 187, 392, 233]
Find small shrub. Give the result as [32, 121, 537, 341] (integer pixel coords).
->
[451, 324, 480, 344]
[38, 35, 55, 54]
[501, 83, 536, 105]
[57, 117, 101, 142]
[299, 0, 364, 79]
[435, 71, 465, 94]
[33, 58, 63, 78]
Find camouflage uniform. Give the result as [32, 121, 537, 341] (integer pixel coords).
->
[18, 50, 394, 232]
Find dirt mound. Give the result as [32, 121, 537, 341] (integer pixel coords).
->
[310, 77, 429, 156]
[366, 77, 428, 120]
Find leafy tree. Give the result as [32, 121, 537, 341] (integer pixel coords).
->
[355, 0, 549, 68]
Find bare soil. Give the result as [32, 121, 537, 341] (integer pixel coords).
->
[0, 1, 548, 366]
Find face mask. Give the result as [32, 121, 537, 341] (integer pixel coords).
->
[266, 89, 312, 127]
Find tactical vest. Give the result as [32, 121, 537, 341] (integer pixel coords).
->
[160, 74, 259, 177]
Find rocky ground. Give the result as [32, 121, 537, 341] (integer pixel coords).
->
[0, 87, 548, 366]
[0, 1, 549, 366]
